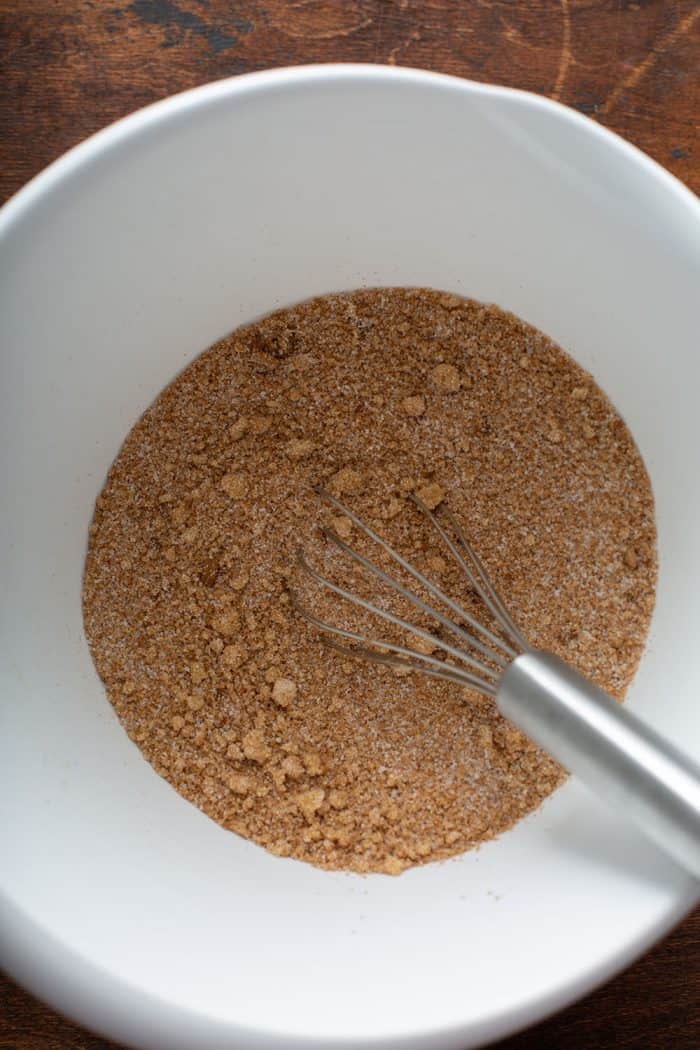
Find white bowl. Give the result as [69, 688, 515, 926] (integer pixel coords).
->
[1, 65, 699, 1050]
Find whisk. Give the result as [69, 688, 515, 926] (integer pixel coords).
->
[294, 487, 700, 879]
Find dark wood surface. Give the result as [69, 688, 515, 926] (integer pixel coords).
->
[1, 1, 698, 1047]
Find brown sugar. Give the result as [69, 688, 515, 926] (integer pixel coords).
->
[430, 362, 462, 392]
[82, 288, 657, 875]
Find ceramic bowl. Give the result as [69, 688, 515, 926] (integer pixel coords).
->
[1, 65, 699, 1050]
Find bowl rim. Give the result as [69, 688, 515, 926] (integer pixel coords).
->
[1, 62, 698, 238]
[1, 62, 699, 1050]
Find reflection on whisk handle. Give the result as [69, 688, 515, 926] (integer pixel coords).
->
[498, 651, 700, 880]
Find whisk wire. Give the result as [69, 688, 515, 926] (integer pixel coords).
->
[296, 549, 501, 682]
[440, 506, 531, 652]
[320, 524, 508, 671]
[315, 486, 515, 660]
[296, 489, 531, 699]
[320, 636, 498, 695]
[408, 494, 522, 656]
[291, 594, 497, 695]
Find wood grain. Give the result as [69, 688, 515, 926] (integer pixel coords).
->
[1, 0, 698, 203]
[0, 1, 698, 1047]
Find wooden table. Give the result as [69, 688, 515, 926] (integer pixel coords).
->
[1, 2, 698, 1047]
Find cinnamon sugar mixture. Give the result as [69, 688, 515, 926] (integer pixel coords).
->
[83, 289, 657, 874]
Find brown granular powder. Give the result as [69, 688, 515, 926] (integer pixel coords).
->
[82, 288, 657, 875]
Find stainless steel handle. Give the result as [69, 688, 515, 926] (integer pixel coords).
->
[497, 651, 700, 879]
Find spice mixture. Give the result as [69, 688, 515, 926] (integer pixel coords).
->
[83, 289, 657, 874]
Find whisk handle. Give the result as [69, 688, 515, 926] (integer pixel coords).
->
[498, 651, 700, 879]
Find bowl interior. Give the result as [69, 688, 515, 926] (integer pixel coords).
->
[1, 67, 699, 1049]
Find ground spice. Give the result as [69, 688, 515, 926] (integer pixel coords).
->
[82, 288, 657, 875]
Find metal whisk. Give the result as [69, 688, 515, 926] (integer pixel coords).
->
[295, 487, 700, 879]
